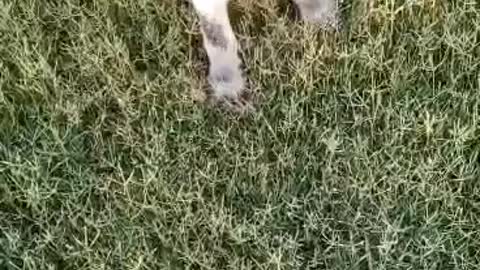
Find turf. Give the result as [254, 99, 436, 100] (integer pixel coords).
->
[1, 0, 479, 269]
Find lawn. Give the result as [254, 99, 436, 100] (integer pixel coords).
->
[0, 0, 479, 269]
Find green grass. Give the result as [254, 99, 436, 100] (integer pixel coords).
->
[1, 0, 479, 269]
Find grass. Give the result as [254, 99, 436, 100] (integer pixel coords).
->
[0, 0, 479, 269]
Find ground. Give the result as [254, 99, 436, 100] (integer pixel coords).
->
[1, 0, 479, 269]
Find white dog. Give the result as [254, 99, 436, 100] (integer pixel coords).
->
[191, 0, 340, 108]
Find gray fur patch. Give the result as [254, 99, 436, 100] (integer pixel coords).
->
[211, 66, 233, 83]
[200, 16, 228, 49]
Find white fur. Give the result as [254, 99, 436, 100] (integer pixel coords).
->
[191, 0, 244, 100]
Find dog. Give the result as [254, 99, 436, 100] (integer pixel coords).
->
[191, 0, 340, 110]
